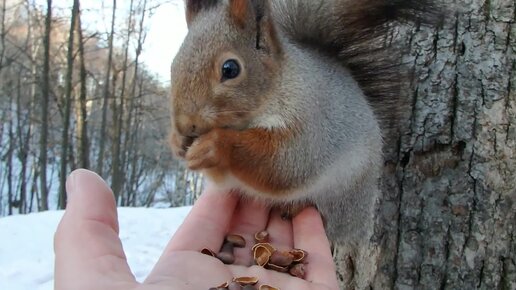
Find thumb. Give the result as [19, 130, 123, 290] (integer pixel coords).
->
[65, 169, 119, 231]
[54, 169, 136, 289]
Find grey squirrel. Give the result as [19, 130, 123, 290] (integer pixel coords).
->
[169, 0, 436, 287]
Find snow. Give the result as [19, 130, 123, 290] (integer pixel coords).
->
[0, 206, 192, 290]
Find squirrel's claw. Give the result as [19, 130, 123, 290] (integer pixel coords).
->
[169, 131, 187, 159]
[185, 129, 226, 170]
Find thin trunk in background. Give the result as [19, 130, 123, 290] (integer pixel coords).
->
[97, 0, 116, 176]
[0, 0, 8, 210]
[121, 0, 147, 205]
[0, 0, 7, 71]
[126, 78, 144, 206]
[22, 1, 39, 214]
[75, 5, 89, 169]
[29, 165, 39, 213]
[16, 68, 32, 214]
[111, 0, 135, 203]
[7, 97, 14, 215]
[39, 0, 52, 211]
[58, 0, 79, 209]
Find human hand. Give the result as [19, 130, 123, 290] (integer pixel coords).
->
[54, 169, 339, 290]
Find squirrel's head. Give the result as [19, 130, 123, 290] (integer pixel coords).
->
[170, 0, 282, 137]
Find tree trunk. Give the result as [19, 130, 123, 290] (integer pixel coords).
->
[39, 0, 52, 211]
[111, 0, 135, 203]
[75, 6, 89, 169]
[16, 68, 31, 214]
[7, 94, 13, 215]
[58, 0, 79, 209]
[97, 0, 116, 177]
[348, 1, 516, 289]
[121, 0, 147, 206]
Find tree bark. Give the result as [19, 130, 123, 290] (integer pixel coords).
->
[39, 0, 52, 211]
[75, 5, 89, 169]
[121, 0, 147, 206]
[365, 1, 516, 289]
[111, 0, 135, 203]
[58, 0, 79, 209]
[97, 0, 116, 177]
[16, 67, 31, 214]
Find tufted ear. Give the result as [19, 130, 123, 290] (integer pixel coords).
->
[185, 0, 217, 27]
[228, 0, 249, 27]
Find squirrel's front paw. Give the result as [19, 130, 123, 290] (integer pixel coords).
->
[169, 131, 195, 159]
[185, 129, 230, 170]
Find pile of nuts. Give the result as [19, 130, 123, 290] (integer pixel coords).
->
[252, 230, 307, 279]
[203, 230, 308, 290]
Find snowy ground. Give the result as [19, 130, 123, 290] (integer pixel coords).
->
[0, 207, 192, 290]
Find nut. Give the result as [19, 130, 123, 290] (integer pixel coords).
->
[289, 249, 308, 263]
[251, 243, 275, 253]
[217, 241, 235, 264]
[253, 244, 272, 267]
[233, 276, 259, 285]
[259, 285, 280, 290]
[254, 230, 269, 242]
[289, 263, 306, 279]
[226, 234, 246, 248]
[269, 251, 294, 267]
[216, 282, 229, 288]
[201, 248, 216, 257]
[265, 263, 289, 273]
[228, 281, 243, 290]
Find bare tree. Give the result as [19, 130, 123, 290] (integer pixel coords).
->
[38, 0, 52, 211]
[120, 0, 148, 206]
[74, 4, 89, 169]
[0, 0, 195, 215]
[57, 0, 79, 209]
[110, 0, 135, 202]
[97, 0, 116, 177]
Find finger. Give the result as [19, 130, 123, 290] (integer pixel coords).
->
[163, 185, 239, 253]
[54, 169, 136, 290]
[265, 209, 294, 251]
[292, 207, 338, 289]
[229, 197, 270, 265]
[145, 251, 234, 287]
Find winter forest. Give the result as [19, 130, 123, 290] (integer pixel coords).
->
[0, 0, 203, 217]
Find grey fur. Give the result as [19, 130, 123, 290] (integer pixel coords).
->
[171, 0, 438, 287]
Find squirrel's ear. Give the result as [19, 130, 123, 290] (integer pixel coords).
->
[228, 0, 248, 27]
[229, 0, 282, 56]
[185, 0, 217, 27]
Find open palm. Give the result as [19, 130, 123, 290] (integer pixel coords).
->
[54, 169, 339, 290]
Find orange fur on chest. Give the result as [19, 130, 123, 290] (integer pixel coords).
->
[206, 127, 297, 195]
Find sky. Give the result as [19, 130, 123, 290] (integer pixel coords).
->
[138, 1, 188, 81]
[35, 0, 189, 82]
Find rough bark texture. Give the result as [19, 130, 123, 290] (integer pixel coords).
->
[369, 1, 516, 289]
[39, 0, 51, 211]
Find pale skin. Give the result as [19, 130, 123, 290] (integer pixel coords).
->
[54, 169, 339, 290]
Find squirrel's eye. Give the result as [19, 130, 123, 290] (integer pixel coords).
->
[221, 59, 240, 81]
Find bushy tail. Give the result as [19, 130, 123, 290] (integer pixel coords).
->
[273, 0, 443, 130]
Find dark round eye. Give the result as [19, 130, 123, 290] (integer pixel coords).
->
[221, 59, 240, 81]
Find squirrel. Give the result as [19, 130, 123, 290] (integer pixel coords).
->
[169, 0, 437, 287]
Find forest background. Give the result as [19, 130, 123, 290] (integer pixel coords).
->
[0, 0, 204, 216]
